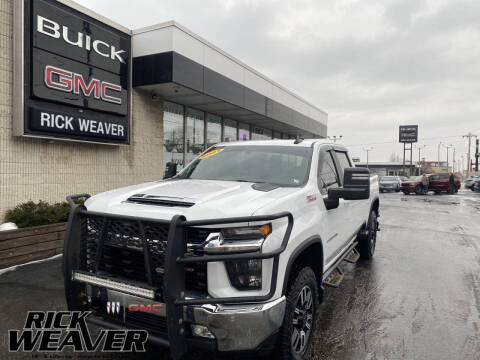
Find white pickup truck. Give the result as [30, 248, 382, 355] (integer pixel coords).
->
[64, 139, 379, 359]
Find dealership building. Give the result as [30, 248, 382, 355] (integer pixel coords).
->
[0, 0, 327, 220]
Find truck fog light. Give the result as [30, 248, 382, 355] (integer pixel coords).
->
[225, 259, 262, 290]
[191, 324, 215, 339]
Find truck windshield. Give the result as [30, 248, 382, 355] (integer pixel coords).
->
[176, 145, 313, 187]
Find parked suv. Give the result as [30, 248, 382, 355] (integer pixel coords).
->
[401, 173, 461, 195]
[379, 176, 401, 193]
[64, 140, 380, 359]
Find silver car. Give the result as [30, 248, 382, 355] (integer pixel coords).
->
[465, 176, 479, 190]
[379, 176, 401, 193]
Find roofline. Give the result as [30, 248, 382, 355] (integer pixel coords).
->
[56, 0, 131, 34]
[132, 20, 327, 116]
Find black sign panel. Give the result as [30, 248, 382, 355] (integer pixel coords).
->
[32, 49, 128, 115]
[399, 125, 418, 143]
[21, 0, 131, 144]
[29, 107, 127, 141]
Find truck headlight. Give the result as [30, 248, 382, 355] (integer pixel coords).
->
[202, 224, 271, 254]
[225, 259, 262, 290]
[199, 224, 270, 291]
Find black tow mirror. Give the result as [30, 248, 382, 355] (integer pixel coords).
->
[324, 168, 370, 210]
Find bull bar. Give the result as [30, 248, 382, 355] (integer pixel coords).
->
[64, 193, 294, 358]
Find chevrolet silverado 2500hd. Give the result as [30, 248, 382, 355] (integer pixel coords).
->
[64, 139, 380, 359]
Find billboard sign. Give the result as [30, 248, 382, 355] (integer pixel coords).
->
[399, 125, 418, 143]
[14, 0, 131, 144]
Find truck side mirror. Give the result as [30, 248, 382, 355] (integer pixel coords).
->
[324, 168, 370, 209]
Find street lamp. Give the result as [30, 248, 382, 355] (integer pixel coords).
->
[442, 143, 453, 171]
[328, 135, 343, 143]
[363, 147, 373, 168]
[437, 141, 443, 168]
[415, 145, 427, 174]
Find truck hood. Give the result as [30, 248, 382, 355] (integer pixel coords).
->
[84, 179, 299, 221]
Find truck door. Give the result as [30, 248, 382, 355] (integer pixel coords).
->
[332, 151, 366, 239]
[317, 149, 349, 266]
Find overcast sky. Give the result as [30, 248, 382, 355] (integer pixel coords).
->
[77, 0, 480, 167]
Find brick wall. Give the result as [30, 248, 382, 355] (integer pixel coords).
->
[0, 0, 164, 221]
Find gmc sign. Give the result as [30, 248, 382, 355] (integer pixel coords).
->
[14, 0, 131, 144]
[44, 65, 122, 105]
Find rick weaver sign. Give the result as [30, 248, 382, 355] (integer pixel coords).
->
[14, 0, 131, 144]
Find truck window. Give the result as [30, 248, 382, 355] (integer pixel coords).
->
[177, 145, 312, 187]
[334, 151, 352, 185]
[318, 151, 339, 195]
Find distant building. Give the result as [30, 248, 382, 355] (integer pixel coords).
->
[418, 161, 452, 174]
[355, 162, 420, 177]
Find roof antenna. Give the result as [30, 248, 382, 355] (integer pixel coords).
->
[294, 135, 304, 144]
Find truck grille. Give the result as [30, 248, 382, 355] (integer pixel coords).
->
[80, 214, 207, 298]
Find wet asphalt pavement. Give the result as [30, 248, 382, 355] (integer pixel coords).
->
[1, 190, 480, 359]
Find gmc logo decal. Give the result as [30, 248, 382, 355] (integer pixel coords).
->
[44, 65, 122, 105]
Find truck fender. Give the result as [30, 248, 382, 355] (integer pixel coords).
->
[281, 235, 324, 297]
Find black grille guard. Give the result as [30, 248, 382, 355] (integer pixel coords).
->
[64, 193, 294, 359]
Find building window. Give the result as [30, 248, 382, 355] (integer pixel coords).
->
[163, 101, 184, 171]
[223, 118, 238, 142]
[252, 126, 273, 140]
[239, 122, 250, 141]
[207, 113, 222, 148]
[186, 108, 205, 164]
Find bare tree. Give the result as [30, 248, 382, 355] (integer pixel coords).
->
[389, 153, 401, 162]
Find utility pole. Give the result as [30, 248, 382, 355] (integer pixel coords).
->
[363, 147, 373, 168]
[328, 135, 343, 143]
[463, 133, 478, 178]
[476, 138, 479, 172]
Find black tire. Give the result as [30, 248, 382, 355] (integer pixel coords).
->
[358, 211, 377, 260]
[395, 188, 400, 192]
[415, 185, 423, 195]
[380, 189, 384, 193]
[277, 267, 318, 360]
[434, 191, 441, 194]
[403, 191, 409, 195]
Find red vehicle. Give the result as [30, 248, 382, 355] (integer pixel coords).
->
[401, 173, 461, 195]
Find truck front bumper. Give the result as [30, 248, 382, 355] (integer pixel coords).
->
[190, 296, 286, 351]
[84, 285, 286, 352]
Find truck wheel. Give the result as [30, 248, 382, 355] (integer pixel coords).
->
[415, 185, 423, 195]
[277, 267, 318, 360]
[358, 211, 377, 259]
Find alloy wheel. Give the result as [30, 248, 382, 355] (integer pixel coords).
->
[291, 285, 314, 354]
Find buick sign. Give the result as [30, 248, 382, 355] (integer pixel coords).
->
[13, 0, 131, 144]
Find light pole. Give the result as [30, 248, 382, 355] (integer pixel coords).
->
[452, 147, 456, 172]
[363, 147, 373, 168]
[443, 144, 453, 171]
[437, 141, 443, 168]
[415, 145, 427, 174]
[328, 135, 343, 143]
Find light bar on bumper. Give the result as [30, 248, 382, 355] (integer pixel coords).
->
[72, 271, 156, 299]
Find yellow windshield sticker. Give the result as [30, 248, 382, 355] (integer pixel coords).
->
[199, 148, 224, 159]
